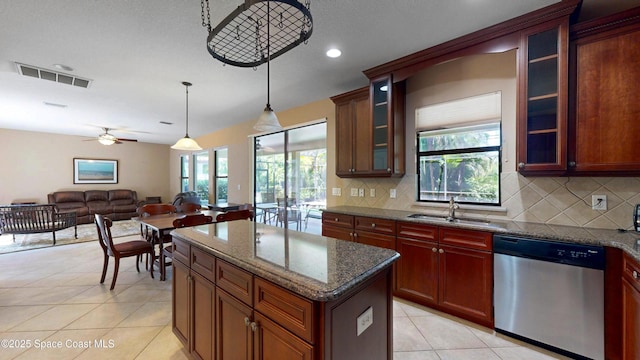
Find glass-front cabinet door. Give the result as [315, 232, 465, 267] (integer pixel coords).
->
[517, 19, 568, 175]
[369, 75, 405, 177]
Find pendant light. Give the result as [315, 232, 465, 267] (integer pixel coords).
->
[171, 81, 202, 150]
[253, 1, 283, 132]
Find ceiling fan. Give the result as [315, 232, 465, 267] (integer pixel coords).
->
[85, 127, 138, 145]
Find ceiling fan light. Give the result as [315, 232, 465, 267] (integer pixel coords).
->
[254, 104, 282, 132]
[98, 137, 116, 146]
[171, 136, 202, 151]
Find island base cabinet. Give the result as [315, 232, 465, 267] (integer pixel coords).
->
[622, 278, 640, 359]
[192, 272, 215, 360]
[253, 312, 314, 360]
[172, 259, 190, 347]
[216, 288, 253, 360]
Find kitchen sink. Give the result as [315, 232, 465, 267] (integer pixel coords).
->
[407, 213, 493, 227]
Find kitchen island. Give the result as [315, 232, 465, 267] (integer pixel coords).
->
[170, 220, 399, 360]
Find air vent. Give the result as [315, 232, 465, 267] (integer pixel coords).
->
[15, 63, 92, 89]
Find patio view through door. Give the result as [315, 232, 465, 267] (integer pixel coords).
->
[254, 122, 326, 234]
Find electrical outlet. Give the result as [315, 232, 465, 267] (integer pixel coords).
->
[370, 189, 376, 197]
[350, 188, 358, 197]
[358, 188, 364, 197]
[356, 306, 373, 336]
[390, 189, 397, 199]
[332, 188, 341, 196]
[592, 195, 607, 210]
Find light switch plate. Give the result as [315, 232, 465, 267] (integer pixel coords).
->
[332, 188, 341, 196]
[350, 188, 358, 197]
[390, 189, 397, 199]
[370, 189, 376, 197]
[356, 306, 373, 336]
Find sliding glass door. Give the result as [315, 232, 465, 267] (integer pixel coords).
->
[254, 122, 326, 234]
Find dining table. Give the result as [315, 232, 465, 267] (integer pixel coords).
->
[132, 209, 222, 280]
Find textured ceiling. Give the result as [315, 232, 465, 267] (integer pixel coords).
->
[0, 0, 636, 145]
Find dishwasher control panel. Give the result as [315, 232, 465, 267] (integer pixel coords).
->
[494, 235, 605, 270]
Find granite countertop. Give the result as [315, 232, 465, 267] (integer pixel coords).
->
[325, 206, 640, 262]
[170, 220, 399, 302]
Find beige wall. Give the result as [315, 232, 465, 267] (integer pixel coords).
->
[0, 128, 171, 205]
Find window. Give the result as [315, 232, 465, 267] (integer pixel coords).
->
[415, 92, 501, 205]
[215, 148, 228, 203]
[180, 155, 189, 192]
[193, 151, 209, 204]
[417, 123, 500, 204]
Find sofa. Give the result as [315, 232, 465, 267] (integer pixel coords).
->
[47, 189, 142, 224]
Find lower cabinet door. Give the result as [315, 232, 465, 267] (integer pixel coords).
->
[622, 278, 640, 359]
[253, 312, 314, 360]
[192, 272, 215, 360]
[395, 237, 438, 305]
[173, 260, 190, 346]
[216, 288, 253, 360]
[438, 245, 493, 327]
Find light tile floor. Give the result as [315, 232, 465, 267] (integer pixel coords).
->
[0, 239, 570, 360]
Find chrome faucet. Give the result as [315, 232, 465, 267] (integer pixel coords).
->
[447, 196, 459, 221]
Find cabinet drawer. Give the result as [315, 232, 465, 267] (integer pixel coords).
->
[254, 277, 315, 344]
[322, 212, 354, 229]
[191, 246, 216, 283]
[216, 259, 253, 306]
[354, 216, 395, 235]
[397, 221, 438, 242]
[172, 238, 190, 265]
[439, 228, 492, 251]
[623, 252, 640, 293]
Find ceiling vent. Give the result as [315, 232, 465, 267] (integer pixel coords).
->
[15, 62, 92, 89]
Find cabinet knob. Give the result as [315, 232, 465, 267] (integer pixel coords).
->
[432, 247, 437, 252]
[250, 322, 259, 332]
[568, 161, 576, 167]
[371, 223, 376, 228]
[518, 162, 525, 169]
[387, 168, 391, 172]
[438, 249, 444, 254]
[633, 270, 638, 279]
[334, 218, 339, 222]
[244, 317, 251, 327]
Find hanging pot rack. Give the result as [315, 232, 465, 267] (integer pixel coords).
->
[201, 0, 313, 68]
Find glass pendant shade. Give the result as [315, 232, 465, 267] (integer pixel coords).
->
[171, 136, 202, 150]
[98, 134, 116, 145]
[171, 81, 202, 151]
[254, 104, 282, 132]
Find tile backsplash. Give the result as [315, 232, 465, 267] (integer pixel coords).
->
[333, 172, 640, 230]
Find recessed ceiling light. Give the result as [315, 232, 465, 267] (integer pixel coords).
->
[326, 48, 342, 58]
[53, 64, 74, 72]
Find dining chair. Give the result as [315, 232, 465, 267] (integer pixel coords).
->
[176, 202, 202, 213]
[276, 197, 302, 230]
[215, 209, 254, 222]
[95, 213, 154, 290]
[159, 213, 214, 281]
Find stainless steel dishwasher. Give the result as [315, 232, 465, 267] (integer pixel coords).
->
[493, 235, 605, 360]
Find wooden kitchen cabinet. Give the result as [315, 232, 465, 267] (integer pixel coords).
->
[331, 76, 405, 178]
[321, 212, 354, 241]
[569, 8, 640, 175]
[395, 222, 493, 327]
[353, 216, 396, 250]
[622, 252, 640, 359]
[517, 18, 569, 175]
[216, 288, 253, 360]
[172, 257, 190, 347]
[192, 271, 216, 360]
[331, 87, 371, 177]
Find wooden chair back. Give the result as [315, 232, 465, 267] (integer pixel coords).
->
[173, 213, 213, 228]
[215, 209, 254, 223]
[95, 213, 117, 257]
[138, 203, 176, 217]
[176, 202, 202, 213]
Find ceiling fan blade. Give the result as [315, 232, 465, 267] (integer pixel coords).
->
[116, 138, 137, 142]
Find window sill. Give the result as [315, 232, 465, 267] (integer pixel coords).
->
[412, 201, 507, 214]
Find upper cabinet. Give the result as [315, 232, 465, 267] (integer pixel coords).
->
[331, 77, 405, 178]
[516, 19, 569, 176]
[569, 8, 640, 175]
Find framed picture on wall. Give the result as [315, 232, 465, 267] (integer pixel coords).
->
[73, 158, 118, 184]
